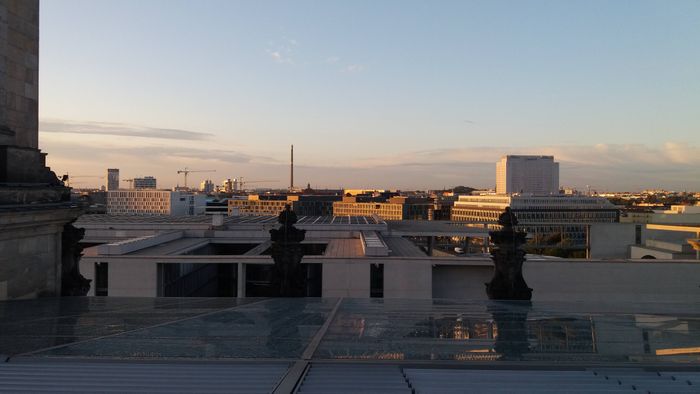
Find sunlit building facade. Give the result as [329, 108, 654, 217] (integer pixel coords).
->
[496, 155, 559, 195]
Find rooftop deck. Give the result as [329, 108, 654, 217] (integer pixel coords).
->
[1, 297, 698, 392]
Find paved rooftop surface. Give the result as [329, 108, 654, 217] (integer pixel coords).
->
[76, 214, 386, 226]
[1, 297, 698, 393]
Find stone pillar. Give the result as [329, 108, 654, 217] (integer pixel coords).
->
[0, 1, 85, 299]
[427, 236, 434, 256]
[0, 0, 39, 149]
[237, 263, 246, 297]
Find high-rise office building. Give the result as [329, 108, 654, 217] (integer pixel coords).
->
[106, 168, 119, 191]
[133, 176, 156, 189]
[200, 179, 215, 194]
[496, 155, 559, 195]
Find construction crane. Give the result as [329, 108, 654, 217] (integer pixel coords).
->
[61, 174, 103, 188]
[177, 168, 216, 188]
[123, 179, 134, 188]
[237, 177, 279, 190]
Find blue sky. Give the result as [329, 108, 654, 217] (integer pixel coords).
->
[38, 0, 700, 190]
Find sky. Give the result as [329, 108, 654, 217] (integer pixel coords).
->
[38, 0, 700, 191]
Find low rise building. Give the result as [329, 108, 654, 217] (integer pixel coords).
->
[451, 194, 619, 248]
[227, 194, 340, 216]
[333, 196, 433, 220]
[107, 190, 206, 216]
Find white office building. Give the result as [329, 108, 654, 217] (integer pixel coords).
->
[496, 155, 559, 195]
[106, 168, 119, 191]
[107, 190, 206, 216]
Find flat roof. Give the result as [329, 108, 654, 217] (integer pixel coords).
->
[2, 297, 699, 365]
[387, 220, 490, 237]
[1, 297, 698, 392]
[76, 214, 386, 226]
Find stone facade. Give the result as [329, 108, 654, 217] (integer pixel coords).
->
[0, 207, 81, 300]
[0, 0, 39, 149]
[0, 0, 86, 300]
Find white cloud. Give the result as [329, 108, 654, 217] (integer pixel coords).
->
[343, 64, 366, 73]
[266, 37, 299, 65]
[37, 133, 700, 191]
[325, 56, 340, 64]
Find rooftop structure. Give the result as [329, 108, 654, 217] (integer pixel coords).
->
[71, 214, 700, 304]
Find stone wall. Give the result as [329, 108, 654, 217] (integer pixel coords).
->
[0, 0, 39, 149]
[0, 207, 80, 300]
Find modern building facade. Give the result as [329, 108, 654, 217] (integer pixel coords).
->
[133, 176, 157, 189]
[452, 194, 619, 247]
[106, 168, 119, 191]
[332, 196, 432, 220]
[496, 155, 559, 195]
[107, 190, 206, 216]
[228, 194, 340, 216]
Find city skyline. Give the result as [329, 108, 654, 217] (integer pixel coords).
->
[38, 0, 700, 190]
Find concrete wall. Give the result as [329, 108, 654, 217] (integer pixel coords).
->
[433, 261, 700, 303]
[433, 265, 492, 300]
[0, 208, 78, 300]
[589, 223, 638, 259]
[107, 261, 158, 297]
[383, 261, 432, 299]
[322, 262, 370, 297]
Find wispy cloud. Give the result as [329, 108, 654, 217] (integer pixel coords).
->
[343, 64, 366, 73]
[324, 56, 340, 64]
[266, 37, 299, 65]
[39, 119, 213, 141]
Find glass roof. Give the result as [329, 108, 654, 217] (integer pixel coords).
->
[1, 297, 699, 366]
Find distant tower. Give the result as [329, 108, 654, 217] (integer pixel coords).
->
[290, 144, 294, 191]
[106, 168, 119, 191]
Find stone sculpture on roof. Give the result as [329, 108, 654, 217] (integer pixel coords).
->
[269, 205, 307, 297]
[486, 207, 533, 300]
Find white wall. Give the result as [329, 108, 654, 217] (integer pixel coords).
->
[589, 223, 638, 259]
[108, 261, 158, 297]
[322, 262, 370, 297]
[384, 261, 432, 299]
[433, 261, 700, 303]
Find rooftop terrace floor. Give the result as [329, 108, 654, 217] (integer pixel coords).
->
[1, 297, 698, 392]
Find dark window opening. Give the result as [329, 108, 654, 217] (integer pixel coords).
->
[261, 243, 327, 256]
[186, 243, 259, 255]
[370, 263, 384, 298]
[159, 263, 237, 297]
[95, 262, 108, 296]
[245, 264, 322, 297]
